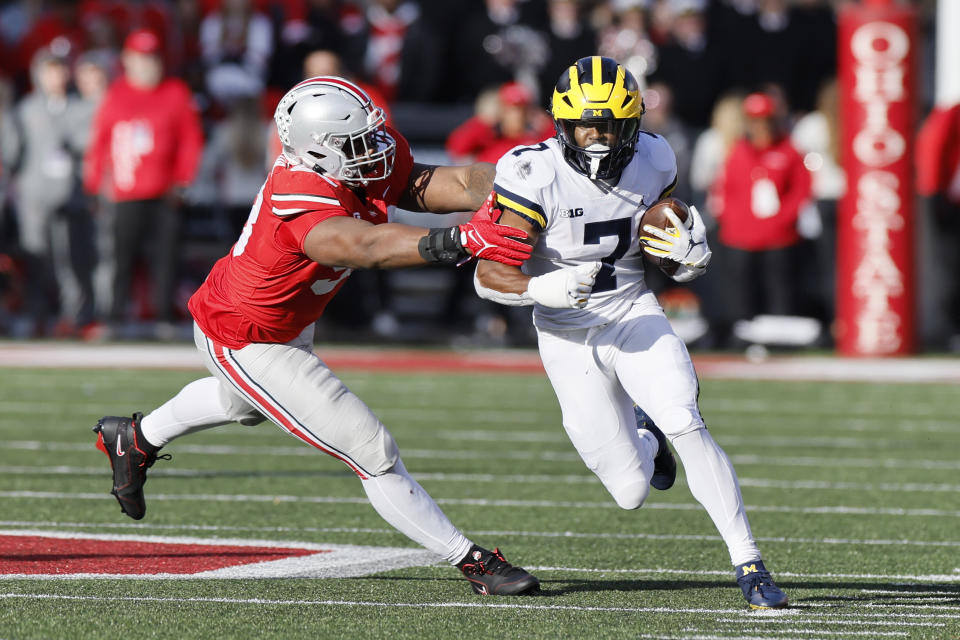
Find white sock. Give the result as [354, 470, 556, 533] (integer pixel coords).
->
[672, 429, 761, 567]
[140, 377, 235, 448]
[361, 459, 473, 564]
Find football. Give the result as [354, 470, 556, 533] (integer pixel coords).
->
[639, 197, 690, 276]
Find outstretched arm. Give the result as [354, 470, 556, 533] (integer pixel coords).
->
[303, 212, 532, 271]
[397, 162, 495, 213]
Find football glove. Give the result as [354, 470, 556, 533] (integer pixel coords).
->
[527, 261, 601, 309]
[640, 205, 712, 272]
[459, 216, 532, 266]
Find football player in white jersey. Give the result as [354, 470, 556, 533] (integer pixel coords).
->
[473, 56, 788, 609]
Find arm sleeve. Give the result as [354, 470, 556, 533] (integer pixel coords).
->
[473, 269, 533, 306]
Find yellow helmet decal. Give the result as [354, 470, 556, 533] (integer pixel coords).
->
[552, 56, 643, 120]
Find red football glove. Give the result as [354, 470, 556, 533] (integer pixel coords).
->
[458, 193, 531, 266]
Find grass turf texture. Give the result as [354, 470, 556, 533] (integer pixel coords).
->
[0, 365, 958, 639]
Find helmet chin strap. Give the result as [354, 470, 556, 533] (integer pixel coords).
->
[584, 143, 610, 180]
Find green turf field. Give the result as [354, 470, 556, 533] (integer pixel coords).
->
[0, 365, 958, 639]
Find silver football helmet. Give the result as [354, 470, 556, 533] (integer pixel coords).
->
[274, 76, 396, 183]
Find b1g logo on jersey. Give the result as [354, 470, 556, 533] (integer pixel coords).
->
[559, 207, 584, 218]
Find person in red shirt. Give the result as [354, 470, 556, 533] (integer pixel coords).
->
[90, 76, 576, 596]
[84, 29, 204, 335]
[446, 81, 555, 165]
[916, 103, 960, 348]
[713, 91, 812, 329]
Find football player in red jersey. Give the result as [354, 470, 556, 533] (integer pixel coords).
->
[92, 76, 556, 595]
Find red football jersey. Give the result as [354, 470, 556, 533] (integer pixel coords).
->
[189, 127, 414, 348]
[83, 76, 204, 201]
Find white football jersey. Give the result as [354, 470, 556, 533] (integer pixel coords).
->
[493, 133, 678, 330]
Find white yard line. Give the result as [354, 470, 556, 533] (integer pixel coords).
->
[3, 464, 959, 495]
[2, 490, 959, 519]
[2, 519, 960, 550]
[2, 439, 959, 472]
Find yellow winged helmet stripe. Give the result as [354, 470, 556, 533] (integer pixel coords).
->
[551, 56, 643, 120]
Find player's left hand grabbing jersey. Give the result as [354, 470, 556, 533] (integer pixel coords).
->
[492, 134, 678, 330]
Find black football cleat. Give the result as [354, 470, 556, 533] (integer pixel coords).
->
[458, 546, 540, 595]
[736, 560, 789, 609]
[93, 412, 169, 520]
[635, 406, 676, 490]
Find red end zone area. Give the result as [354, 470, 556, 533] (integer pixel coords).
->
[0, 531, 439, 579]
[0, 534, 319, 575]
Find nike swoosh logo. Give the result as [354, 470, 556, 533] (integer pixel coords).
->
[116, 437, 126, 457]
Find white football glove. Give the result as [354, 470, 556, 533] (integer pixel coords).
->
[640, 205, 712, 272]
[526, 261, 601, 309]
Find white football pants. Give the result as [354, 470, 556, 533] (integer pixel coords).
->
[139, 322, 473, 564]
[536, 293, 761, 566]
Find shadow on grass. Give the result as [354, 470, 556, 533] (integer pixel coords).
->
[363, 575, 960, 607]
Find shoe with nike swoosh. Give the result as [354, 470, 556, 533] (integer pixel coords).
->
[93, 413, 169, 520]
[457, 546, 540, 595]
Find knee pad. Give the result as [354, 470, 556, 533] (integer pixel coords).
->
[610, 479, 650, 510]
[578, 435, 651, 510]
[657, 406, 705, 439]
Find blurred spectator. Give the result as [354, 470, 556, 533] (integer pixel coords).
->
[445, 81, 554, 164]
[791, 79, 844, 325]
[200, 0, 274, 104]
[341, 0, 440, 103]
[649, 0, 727, 130]
[74, 51, 114, 109]
[690, 91, 744, 215]
[453, 0, 548, 102]
[190, 97, 269, 238]
[84, 29, 204, 337]
[9, 0, 86, 92]
[0, 45, 95, 337]
[687, 91, 745, 348]
[598, 0, 658, 84]
[712, 92, 811, 337]
[537, 0, 597, 103]
[916, 102, 960, 350]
